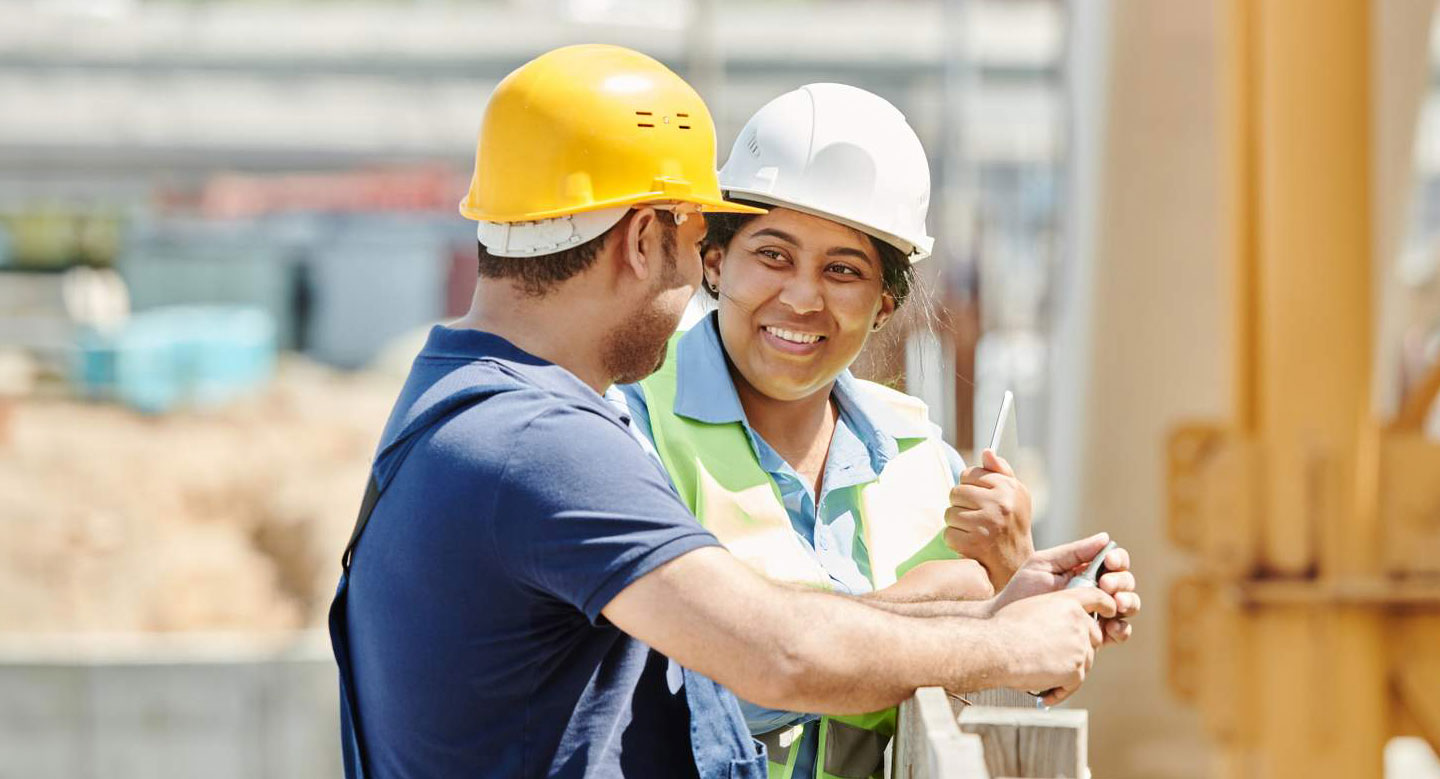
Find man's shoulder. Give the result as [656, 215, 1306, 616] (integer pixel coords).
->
[382, 355, 613, 457]
[445, 381, 622, 435]
[427, 380, 634, 470]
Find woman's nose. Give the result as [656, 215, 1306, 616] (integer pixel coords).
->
[777, 272, 823, 314]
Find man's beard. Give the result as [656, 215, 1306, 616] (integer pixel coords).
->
[601, 226, 687, 385]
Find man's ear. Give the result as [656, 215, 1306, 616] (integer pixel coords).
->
[619, 207, 661, 282]
[701, 244, 725, 293]
[872, 291, 897, 331]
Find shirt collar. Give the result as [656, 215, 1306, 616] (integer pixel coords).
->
[673, 313, 933, 455]
[672, 313, 749, 425]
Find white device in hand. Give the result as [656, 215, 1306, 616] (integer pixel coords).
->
[983, 390, 1017, 457]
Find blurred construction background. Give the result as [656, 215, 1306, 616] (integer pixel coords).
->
[2, 0, 1439, 777]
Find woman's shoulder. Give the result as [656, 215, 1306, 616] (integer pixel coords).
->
[848, 377, 931, 421]
[847, 377, 966, 476]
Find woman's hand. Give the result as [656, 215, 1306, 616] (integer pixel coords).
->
[943, 449, 1035, 591]
[992, 533, 1140, 646]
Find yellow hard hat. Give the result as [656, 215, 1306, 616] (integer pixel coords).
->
[460, 44, 765, 223]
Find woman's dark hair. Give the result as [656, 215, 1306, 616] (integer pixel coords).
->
[701, 205, 914, 307]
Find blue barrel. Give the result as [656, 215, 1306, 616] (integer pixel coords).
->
[74, 305, 277, 414]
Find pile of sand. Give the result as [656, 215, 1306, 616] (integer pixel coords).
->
[0, 358, 401, 633]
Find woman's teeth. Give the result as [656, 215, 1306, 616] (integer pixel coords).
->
[765, 326, 823, 344]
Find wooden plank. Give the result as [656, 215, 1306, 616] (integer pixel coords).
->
[957, 705, 1086, 779]
[1379, 434, 1440, 576]
[1394, 617, 1440, 752]
[950, 688, 1039, 711]
[894, 687, 991, 779]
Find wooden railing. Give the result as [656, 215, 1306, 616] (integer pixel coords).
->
[893, 688, 1089, 779]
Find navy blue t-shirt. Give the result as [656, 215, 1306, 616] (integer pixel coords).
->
[341, 326, 755, 778]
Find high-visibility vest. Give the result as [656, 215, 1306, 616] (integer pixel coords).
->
[637, 335, 958, 779]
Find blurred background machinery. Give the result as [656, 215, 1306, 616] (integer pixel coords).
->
[1164, 1, 1440, 777]
[1, 0, 1440, 777]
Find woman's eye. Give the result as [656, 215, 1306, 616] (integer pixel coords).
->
[757, 248, 786, 263]
[828, 263, 861, 278]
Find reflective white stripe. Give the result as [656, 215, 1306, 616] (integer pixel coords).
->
[477, 206, 629, 258]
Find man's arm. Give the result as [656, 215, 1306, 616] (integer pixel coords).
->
[867, 536, 1143, 637]
[602, 545, 1115, 712]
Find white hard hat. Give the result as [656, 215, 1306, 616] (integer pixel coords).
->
[719, 83, 934, 263]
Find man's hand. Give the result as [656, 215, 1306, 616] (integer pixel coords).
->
[991, 533, 1140, 646]
[877, 558, 995, 602]
[944, 449, 1034, 591]
[989, 587, 1114, 705]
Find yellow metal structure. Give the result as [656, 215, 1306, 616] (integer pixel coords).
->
[459, 44, 764, 223]
[1168, 1, 1440, 777]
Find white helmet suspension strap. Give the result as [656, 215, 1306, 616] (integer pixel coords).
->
[477, 206, 631, 258]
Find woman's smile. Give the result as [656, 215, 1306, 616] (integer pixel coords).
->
[760, 324, 827, 353]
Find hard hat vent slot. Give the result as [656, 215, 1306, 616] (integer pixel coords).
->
[744, 130, 761, 157]
[635, 110, 655, 128]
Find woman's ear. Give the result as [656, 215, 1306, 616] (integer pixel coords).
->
[701, 244, 725, 294]
[872, 292, 897, 331]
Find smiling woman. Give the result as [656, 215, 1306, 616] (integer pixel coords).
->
[701, 207, 911, 404]
[614, 83, 1038, 779]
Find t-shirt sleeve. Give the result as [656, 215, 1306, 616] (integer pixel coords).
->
[492, 403, 720, 624]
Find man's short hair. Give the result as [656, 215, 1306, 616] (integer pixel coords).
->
[477, 210, 684, 298]
[477, 221, 618, 298]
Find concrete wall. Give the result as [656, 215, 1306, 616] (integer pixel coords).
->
[0, 635, 340, 779]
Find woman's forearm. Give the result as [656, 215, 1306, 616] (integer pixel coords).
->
[856, 593, 995, 619]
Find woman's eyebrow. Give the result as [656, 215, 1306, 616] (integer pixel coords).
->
[748, 227, 800, 245]
[749, 227, 876, 267]
[826, 246, 876, 266]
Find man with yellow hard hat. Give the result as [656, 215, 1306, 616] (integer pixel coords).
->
[330, 44, 1127, 779]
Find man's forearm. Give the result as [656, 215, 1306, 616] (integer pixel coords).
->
[757, 586, 1014, 714]
[604, 547, 1020, 717]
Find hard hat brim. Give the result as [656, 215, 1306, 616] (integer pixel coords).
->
[461, 192, 765, 223]
[691, 195, 770, 216]
[722, 188, 932, 263]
